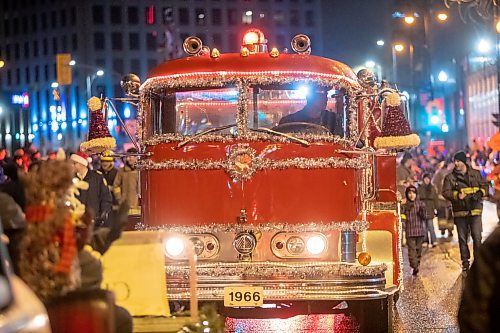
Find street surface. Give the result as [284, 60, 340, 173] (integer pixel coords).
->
[224, 202, 499, 333]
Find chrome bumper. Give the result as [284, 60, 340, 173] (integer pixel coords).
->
[166, 261, 389, 301]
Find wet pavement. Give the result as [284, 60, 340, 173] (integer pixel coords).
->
[225, 202, 499, 332]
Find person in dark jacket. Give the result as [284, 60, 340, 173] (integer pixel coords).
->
[442, 151, 489, 272]
[0, 162, 26, 211]
[98, 151, 119, 210]
[401, 185, 427, 276]
[418, 173, 438, 247]
[458, 226, 500, 332]
[278, 88, 338, 134]
[71, 152, 112, 227]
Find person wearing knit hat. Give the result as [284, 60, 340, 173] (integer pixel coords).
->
[453, 151, 467, 165]
[443, 150, 489, 273]
[71, 151, 112, 228]
[99, 151, 119, 209]
[401, 185, 427, 276]
[418, 173, 439, 248]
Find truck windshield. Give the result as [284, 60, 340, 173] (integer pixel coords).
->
[247, 84, 346, 136]
[148, 87, 239, 136]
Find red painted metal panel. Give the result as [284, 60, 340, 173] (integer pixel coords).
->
[141, 142, 360, 226]
[148, 53, 357, 82]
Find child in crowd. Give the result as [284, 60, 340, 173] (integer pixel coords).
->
[401, 185, 427, 276]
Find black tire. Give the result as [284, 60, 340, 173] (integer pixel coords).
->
[348, 297, 393, 333]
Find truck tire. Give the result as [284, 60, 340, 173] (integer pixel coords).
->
[347, 296, 393, 333]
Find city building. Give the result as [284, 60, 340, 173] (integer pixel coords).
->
[464, 61, 498, 146]
[0, 0, 323, 153]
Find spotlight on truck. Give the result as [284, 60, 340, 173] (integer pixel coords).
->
[164, 237, 186, 258]
[306, 235, 326, 255]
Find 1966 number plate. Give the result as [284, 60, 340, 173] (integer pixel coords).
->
[223, 286, 264, 307]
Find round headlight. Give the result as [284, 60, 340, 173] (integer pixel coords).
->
[306, 235, 326, 255]
[286, 236, 305, 254]
[190, 237, 205, 256]
[164, 237, 185, 257]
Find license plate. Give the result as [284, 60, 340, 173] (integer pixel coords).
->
[223, 286, 264, 307]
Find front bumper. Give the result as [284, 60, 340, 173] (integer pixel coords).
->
[166, 261, 389, 301]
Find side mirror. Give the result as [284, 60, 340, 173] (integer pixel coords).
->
[120, 73, 141, 97]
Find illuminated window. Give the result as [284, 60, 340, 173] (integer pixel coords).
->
[145, 6, 155, 25]
[195, 8, 206, 26]
[242, 10, 252, 24]
[163, 7, 173, 24]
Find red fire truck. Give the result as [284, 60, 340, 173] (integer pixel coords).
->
[115, 29, 411, 332]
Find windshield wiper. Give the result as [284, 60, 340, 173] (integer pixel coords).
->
[248, 127, 310, 147]
[176, 124, 237, 149]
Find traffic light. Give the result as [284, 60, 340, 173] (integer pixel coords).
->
[56, 53, 72, 86]
[493, 112, 500, 128]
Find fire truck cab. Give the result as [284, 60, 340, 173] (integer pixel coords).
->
[119, 29, 407, 332]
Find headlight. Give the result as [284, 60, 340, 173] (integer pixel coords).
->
[286, 236, 305, 254]
[164, 237, 185, 257]
[306, 235, 326, 255]
[190, 237, 205, 256]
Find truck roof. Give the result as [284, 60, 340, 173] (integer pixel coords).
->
[146, 53, 360, 88]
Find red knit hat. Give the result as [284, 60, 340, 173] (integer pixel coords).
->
[374, 92, 420, 149]
[70, 151, 89, 167]
[80, 97, 116, 154]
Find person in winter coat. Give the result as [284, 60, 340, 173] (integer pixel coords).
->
[0, 162, 26, 211]
[0, 192, 25, 275]
[98, 151, 119, 210]
[71, 152, 112, 227]
[113, 148, 140, 215]
[432, 161, 454, 238]
[443, 151, 489, 272]
[418, 173, 439, 247]
[401, 185, 427, 276]
[458, 225, 500, 332]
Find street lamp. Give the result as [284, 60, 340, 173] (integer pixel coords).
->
[365, 60, 382, 81]
[404, 15, 416, 25]
[0, 60, 4, 68]
[376, 40, 385, 46]
[438, 70, 448, 82]
[477, 39, 492, 54]
[86, 70, 105, 100]
[437, 12, 448, 22]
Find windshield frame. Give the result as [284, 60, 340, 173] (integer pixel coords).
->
[140, 77, 357, 147]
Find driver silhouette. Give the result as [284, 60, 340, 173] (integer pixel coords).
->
[278, 88, 337, 133]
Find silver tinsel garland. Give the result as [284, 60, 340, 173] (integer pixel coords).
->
[136, 72, 364, 146]
[165, 261, 387, 280]
[136, 154, 369, 180]
[134, 220, 369, 233]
